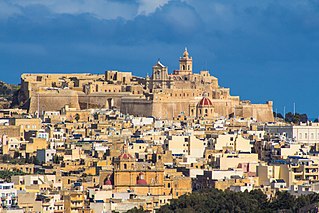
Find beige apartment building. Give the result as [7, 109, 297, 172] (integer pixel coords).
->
[257, 158, 319, 187]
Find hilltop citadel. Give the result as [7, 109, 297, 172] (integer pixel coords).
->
[19, 49, 274, 122]
[2, 49, 319, 212]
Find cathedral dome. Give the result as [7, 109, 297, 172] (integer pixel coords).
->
[118, 153, 133, 160]
[198, 97, 213, 107]
[104, 175, 112, 185]
[104, 179, 112, 185]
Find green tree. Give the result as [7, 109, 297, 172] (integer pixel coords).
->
[157, 189, 319, 213]
[285, 112, 308, 124]
[0, 170, 25, 182]
[126, 207, 146, 213]
[273, 112, 284, 119]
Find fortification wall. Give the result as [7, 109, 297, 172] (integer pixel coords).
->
[235, 102, 274, 122]
[251, 104, 274, 122]
[78, 92, 131, 109]
[151, 100, 201, 119]
[212, 100, 237, 118]
[121, 99, 153, 117]
[29, 90, 80, 113]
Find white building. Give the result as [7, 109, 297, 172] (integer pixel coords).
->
[213, 133, 251, 153]
[265, 124, 319, 144]
[229, 183, 254, 192]
[164, 135, 206, 158]
[0, 181, 17, 208]
[37, 130, 49, 141]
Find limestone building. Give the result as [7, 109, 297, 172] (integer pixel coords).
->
[19, 49, 274, 122]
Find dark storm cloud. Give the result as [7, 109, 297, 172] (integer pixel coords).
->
[1, 0, 319, 117]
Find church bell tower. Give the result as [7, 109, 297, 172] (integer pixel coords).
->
[178, 48, 192, 75]
[174, 48, 193, 75]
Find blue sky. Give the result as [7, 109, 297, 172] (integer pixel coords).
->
[1, 0, 319, 117]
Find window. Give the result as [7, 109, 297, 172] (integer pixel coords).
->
[124, 164, 127, 169]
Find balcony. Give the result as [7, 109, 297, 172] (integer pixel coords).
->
[292, 171, 303, 176]
[304, 164, 318, 168]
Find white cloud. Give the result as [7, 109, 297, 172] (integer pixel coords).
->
[137, 0, 170, 15]
[7, 0, 170, 20]
[8, 0, 138, 20]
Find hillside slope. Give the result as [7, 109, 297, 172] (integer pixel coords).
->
[0, 81, 20, 109]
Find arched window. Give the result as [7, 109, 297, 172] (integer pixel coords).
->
[124, 164, 127, 169]
[205, 109, 208, 114]
[182, 65, 185, 70]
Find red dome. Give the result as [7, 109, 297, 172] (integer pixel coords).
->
[104, 179, 112, 185]
[198, 97, 213, 106]
[137, 179, 147, 185]
[118, 153, 133, 159]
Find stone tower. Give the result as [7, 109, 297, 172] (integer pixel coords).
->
[174, 48, 193, 75]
